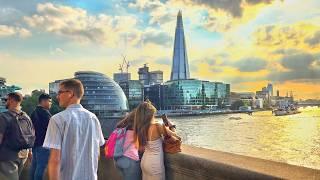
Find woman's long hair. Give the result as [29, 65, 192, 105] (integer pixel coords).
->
[134, 101, 157, 150]
[117, 109, 136, 129]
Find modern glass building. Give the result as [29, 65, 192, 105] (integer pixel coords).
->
[160, 79, 230, 110]
[0, 77, 22, 112]
[171, 10, 190, 80]
[138, 64, 163, 86]
[119, 80, 144, 110]
[74, 71, 129, 137]
[144, 84, 164, 110]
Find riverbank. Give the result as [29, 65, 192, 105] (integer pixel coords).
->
[156, 109, 270, 117]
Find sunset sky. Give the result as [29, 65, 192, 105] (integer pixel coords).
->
[0, 0, 319, 99]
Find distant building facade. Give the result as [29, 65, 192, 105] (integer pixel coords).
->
[0, 77, 22, 112]
[118, 80, 144, 110]
[113, 73, 131, 83]
[49, 79, 67, 96]
[155, 79, 230, 110]
[138, 64, 163, 86]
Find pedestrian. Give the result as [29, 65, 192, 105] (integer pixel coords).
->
[114, 109, 141, 180]
[0, 92, 34, 180]
[29, 93, 52, 180]
[43, 79, 105, 180]
[134, 101, 176, 180]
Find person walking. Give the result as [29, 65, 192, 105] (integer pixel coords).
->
[0, 92, 33, 180]
[29, 93, 52, 180]
[43, 79, 105, 180]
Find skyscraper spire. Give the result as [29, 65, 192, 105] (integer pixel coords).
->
[170, 10, 190, 80]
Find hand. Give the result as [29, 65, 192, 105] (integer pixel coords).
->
[161, 114, 169, 126]
[27, 151, 32, 165]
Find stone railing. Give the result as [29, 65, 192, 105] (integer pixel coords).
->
[21, 145, 320, 180]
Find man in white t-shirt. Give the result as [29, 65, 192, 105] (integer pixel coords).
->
[43, 79, 105, 180]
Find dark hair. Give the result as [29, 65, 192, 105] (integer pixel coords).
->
[38, 93, 51, 103]
[60, 79, 84, 98]
[7, 92, 23, 103]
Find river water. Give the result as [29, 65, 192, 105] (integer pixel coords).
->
[169, 107, 320, 170]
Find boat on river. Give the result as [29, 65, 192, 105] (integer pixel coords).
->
[273, 105, 301, 116]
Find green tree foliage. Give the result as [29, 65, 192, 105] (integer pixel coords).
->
[50, 96, 63, 115]
[230, 100, 244, 110]
[21, 90, 43, 116]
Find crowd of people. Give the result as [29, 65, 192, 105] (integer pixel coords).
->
[0, 79, 177, 180]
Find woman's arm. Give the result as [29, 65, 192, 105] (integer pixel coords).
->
[156, 123, 177, 137]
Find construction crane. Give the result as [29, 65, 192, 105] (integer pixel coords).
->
[119, 54, 130, 73]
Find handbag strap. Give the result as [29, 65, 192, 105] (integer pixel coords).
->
[162, 124, 170, 137]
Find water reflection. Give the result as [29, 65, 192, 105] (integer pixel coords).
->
[167, 107, 320, 169]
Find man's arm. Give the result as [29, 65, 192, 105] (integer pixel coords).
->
[48, 149, 61, 180]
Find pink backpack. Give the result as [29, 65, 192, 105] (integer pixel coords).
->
[104, 128, 128, 159]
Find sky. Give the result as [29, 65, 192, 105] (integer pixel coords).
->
[0, 0, 319, 100]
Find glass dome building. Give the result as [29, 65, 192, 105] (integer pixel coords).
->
[74, 71, 129, 137]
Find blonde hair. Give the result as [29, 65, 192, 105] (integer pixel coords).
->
[133, 101, 157, 150]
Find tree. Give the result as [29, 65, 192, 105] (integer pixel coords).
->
[50, 96, 63, 115]
[21, 90, 43, 116]
[230, 100, 244, 110]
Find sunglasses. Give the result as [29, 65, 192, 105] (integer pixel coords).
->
[57, 90, 71, 95]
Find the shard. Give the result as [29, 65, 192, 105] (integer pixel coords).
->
[170, 10, 190, 80]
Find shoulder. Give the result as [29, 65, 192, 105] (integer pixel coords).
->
[20, 111, 31, 119]
[81, 108, 98, 119]
[51, 110, 67, 122]
[150, 123, 163, 131]
[38, 107, 52, 116]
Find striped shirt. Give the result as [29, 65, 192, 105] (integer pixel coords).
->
[43, 104, 105, 180]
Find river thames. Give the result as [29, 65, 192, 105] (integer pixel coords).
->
[169, 107, 320, 170]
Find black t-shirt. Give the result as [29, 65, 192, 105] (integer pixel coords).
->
[31, 106, 52, 147]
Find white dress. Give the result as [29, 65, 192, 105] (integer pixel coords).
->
[141, 138, 165, 180]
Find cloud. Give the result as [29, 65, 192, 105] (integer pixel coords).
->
[155, 58, 171, 65]
[272, 48, 300, 55]
[50, 47, 65, 55]
[141, 28, 172, 46]
[254, 24, 320, 50]
[189, 63, 199, 72]
[246, 0, 274, 5]
[24, 3, 139, 46]
[305, 30, 320, 47]
[180, 0, 279, 18]
[0, 25, 31, 38]
[268, 52, 320, 81]
[234, 58, 268, 72]
[281, 53, 314, 70]
[183, 0, 243, 17]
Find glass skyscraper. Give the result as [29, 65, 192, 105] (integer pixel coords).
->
[171, 10, 190, 80]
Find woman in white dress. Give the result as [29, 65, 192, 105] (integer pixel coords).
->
[133, 101, 176, 180]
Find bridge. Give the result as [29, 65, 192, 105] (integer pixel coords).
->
[297, 102, 320, 107]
